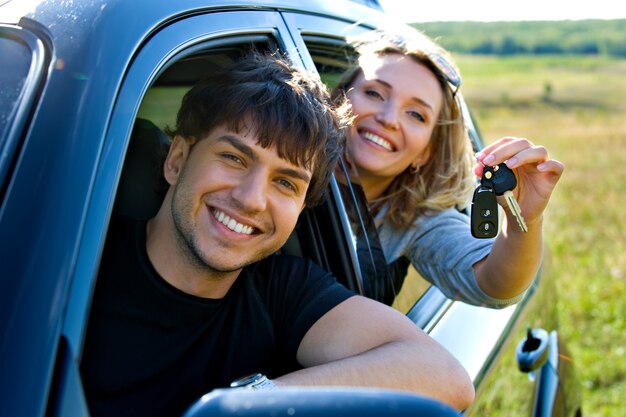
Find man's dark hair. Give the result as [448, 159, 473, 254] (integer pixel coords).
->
[166, 52, 350, 206]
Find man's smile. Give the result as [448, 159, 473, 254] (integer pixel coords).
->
[212, 208, 256, 235]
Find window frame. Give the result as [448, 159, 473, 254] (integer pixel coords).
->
[63, 8, 303, 362]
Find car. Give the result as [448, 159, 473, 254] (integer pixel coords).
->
[0, 0, 582, 416]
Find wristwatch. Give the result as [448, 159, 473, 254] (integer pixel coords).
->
[230, 373, 276, 390]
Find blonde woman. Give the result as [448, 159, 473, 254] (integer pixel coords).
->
[333, 31, 564, 306]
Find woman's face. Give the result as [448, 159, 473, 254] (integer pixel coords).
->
[345, 53, 443, 199]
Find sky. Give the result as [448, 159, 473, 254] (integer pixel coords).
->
[377, 0, 626, 22]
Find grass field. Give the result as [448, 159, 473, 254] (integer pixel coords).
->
[456, 54, 626, 416]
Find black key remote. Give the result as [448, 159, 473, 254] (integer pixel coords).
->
[482, 163, 517, 196]
[471, 185, 498, 238]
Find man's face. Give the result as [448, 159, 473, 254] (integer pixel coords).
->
[167, 125, 311, 273]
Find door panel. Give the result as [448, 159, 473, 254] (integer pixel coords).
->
[462, 277, 561, 416]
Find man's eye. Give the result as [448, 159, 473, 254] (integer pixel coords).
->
[276, 178, 297, 192]
[222, 153, 244, 164]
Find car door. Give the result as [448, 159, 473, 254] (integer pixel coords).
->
[33, 7, 373, 417]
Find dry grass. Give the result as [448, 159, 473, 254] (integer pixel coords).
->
[457, 54, 626, 416]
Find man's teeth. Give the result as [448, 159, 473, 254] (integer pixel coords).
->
[213, 210, 254, 235]
[362, 132, 393, 150]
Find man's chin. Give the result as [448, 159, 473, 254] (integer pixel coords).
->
[206, 249, 278, 273]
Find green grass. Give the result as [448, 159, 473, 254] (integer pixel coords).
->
[455, 54, 626, 416]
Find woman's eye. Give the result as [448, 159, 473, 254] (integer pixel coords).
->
[364, 89, 384, 100]
[407, 110, 425, 122]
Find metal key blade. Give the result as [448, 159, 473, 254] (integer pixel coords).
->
[503, 190, 528, 233]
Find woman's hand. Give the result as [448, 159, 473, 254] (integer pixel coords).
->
[474, 137, 564, 226]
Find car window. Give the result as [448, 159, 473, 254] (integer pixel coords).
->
[57, 11, 327, 415]
[391, 265, 433, 313]
[76, 21, 365, 416]
[137, 39, 273, 131]
[0, 25, 47, 198]
[64, 9, 315, 358]
[74, 9, 379, 352]
[131, 38, 362, 291]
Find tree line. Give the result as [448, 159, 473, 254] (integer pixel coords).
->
[412, 19, 626, 57]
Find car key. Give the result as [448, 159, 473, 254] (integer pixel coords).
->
[471, 184, 499, 238]
[483, 163, 528, 233]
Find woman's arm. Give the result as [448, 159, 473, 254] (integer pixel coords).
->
[473, 137, 564, 299]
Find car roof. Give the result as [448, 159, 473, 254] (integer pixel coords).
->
[3, 0, 388, 82]
[3, 0, 384, 28]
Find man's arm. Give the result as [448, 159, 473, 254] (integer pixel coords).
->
[272, 296, 475, 411]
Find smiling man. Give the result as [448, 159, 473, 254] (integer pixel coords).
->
[80, 52, 474, 417]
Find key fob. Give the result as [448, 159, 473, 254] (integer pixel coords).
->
[483, 163, 517, 196]
[471, 185, 498, 238]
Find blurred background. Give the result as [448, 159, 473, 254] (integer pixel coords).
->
[379, 1, 626, 415]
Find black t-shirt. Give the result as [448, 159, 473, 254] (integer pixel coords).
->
[81, 216, 354, 417]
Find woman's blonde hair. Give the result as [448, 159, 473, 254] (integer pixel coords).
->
[332, 30, 476, 228]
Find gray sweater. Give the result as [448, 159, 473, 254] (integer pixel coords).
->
[375, 207, 523, 308]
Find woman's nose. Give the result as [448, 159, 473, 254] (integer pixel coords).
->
[375, 106, 399, 130]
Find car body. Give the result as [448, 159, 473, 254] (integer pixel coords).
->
[0, 0, 581, 416]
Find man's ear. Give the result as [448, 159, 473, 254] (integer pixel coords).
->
[163, 136, 192, 185]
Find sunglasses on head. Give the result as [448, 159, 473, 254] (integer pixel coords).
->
[358, 31, 462, 97]
[426, 51, 461, 97]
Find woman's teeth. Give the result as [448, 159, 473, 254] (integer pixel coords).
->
[362, 132, 393, 150]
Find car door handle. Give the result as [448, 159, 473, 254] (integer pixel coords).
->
[516, 327, 550, 373]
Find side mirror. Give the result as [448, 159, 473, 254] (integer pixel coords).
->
[516, 327, 550, 373]
[183, 387, 459, 417]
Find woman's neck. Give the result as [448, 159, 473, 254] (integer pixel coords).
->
[359, 172, 394, 203]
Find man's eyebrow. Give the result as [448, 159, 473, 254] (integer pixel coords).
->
[217, 135, 311, 184]
[217, 135, 256, 161]
[373, 78, 435, 115]
[278, 167, 311, 184]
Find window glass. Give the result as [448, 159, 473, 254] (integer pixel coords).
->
[138, 41, 273, 131]
[136, 87, 188, 132]
[0, 35, 30, 143]
[304, 36, 433, 311]
[0, 28, 45, 192]
[303, 36, 356, 89]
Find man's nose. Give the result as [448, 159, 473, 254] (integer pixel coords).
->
[231, 171, 268, 213]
